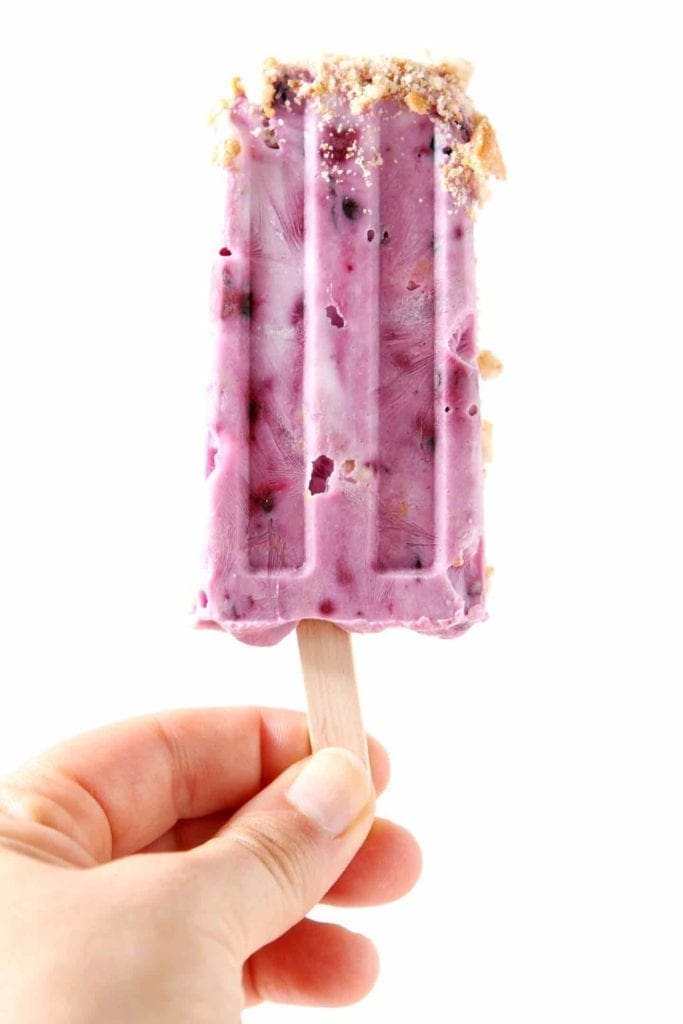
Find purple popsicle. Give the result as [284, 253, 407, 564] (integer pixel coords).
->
[197, 56, 504, 645]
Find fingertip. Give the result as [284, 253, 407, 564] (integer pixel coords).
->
[324, 818, 423, 907]
[344, 931, 380, 1004]
[244, 919, 379, 1008]
[285, 747, 374, 838]
[393, 819, 423, 892]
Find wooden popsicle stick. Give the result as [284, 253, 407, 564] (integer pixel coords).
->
[296, 619, 369, 767]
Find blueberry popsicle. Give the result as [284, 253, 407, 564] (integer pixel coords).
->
[196, 56, 503, 650]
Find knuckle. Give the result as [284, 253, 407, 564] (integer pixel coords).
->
[0, 782, 64, 831]
[232, 813, 311, 908]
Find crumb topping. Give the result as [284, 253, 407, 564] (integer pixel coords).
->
[477, 350, 504, 379]
[217, 55, 504, 207]
[405, 90, 430, 115]
[212, 137, 241, 168]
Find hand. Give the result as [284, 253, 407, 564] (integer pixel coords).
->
[0, 708, 421, 1022]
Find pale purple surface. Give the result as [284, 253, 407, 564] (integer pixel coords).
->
[196, 90, 486, 645]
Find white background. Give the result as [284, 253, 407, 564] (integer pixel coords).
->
[1, 1, 682, 1021]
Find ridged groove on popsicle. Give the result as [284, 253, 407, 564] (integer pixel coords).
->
[207, 125, 251, 586]
[302, 99, 382, 618]
[433, 122, 484, 612]
[376, 106, 436, 571]
[246, 106, 306, 570]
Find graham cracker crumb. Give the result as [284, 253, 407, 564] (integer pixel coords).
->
[485, 565, 495, 592]
[477, 350, 503, 379]
[467, 116, 506, 182]
[212, 137, 241, 168]
[406, 91, 429, 114]
[482, 420, 493, 463]
[219, 56, 502, 208]
[261, 57, 279, 118]
[441, 59, 473, 89]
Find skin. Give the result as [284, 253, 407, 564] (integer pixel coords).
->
[0, 707, 421, 1022]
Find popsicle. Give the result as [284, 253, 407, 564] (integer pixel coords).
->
[196, 56, 503, 755]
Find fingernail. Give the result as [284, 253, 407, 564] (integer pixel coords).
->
[286, 748, 373, 837]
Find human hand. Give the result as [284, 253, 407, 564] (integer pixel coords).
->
[0, 708, 421, 1022]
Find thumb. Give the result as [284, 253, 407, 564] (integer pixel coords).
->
[190, 748, 375, 956]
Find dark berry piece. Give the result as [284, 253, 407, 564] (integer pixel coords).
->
[367, 229, 375, 242]
[322, 127, 357, 163]
[325, 304, 345, 328]
[413, 555, 423, 570]
[319, 599, 335, 615]
[263, 127, 280, 149]
[468, 404, 478, 417]
[456, 119, 473, 142]
[342, 196, 360, 221]
[219, 247, 232, 256]
[248, 395, 262, 425]
[416, 413, 435, 450]
[308, 454, 334, 495]
[291, 294, 305, 325]
[381, 230, 390, 244]
[240, 292, 253, 318]
[273, 79, 293, 106]
[442, 146, 453, 156]
[429, 135, 435, 151]
[454, 224, 464, 240]
[249, 484, 281, 515]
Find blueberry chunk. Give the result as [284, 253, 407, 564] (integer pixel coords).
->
[240, 292, 253, 318]
[342, 196, 360, 221]
[308, 454, 334, 495]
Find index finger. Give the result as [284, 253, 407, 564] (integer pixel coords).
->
[0, 707, 389, 864]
